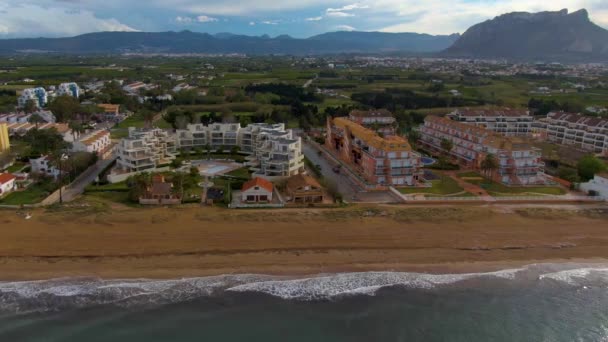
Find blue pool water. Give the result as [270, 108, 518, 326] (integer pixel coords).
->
[421, 157, 436, 166]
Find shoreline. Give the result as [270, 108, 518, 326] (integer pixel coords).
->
[1, 203, 607, 281]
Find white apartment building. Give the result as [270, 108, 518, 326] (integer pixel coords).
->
[447, 108, 533, 137]
[18, 88, 47, 108]
[72, 130, 112, 158]
[30, 155, 62, 179]
[536, 112, 608, 156]
[57, 82, 80, 98]
[115, 128, 178, 173]
[176, 122, 305, 178]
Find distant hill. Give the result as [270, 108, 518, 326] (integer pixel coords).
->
[444, 9, 608, 61]
[0, 30, 460, 55]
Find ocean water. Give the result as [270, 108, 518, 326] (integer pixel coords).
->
[1, 264, 608, 342]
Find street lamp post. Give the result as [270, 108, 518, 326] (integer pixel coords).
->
[58, 153, 69, 204]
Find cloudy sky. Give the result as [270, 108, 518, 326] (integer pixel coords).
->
[0, 0, 607, 38]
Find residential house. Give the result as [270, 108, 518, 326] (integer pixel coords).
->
[139, 175, 181, 205]
[241, 177, 273, 203]
[30, 155, 62, 179]
[447, 108, 533, 137]
[326, 117, 422, 187]
[0, 173, 16, 197]
[419, 116, 546, 185]
[285, 174, 324, 204]
[579, 173, 608, 197]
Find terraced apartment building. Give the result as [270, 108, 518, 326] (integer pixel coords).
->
[115, 127, 178, 173]
[176, 122, 305, 179]
[420, 116, 545, 185]
[447, 108, 533, 137]
[536, 112, 608, 156]
[326, 117, 422, 187]
[348, 109, 398, 136]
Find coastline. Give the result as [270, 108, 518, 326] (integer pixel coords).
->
[1, 204, 608, 281]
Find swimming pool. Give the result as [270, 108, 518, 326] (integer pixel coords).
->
[421, 157, 437, 166]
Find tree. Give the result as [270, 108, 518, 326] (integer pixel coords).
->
[480, 154, 499, 178]
[68, 121, 85, 140]
[407, 130, 421, 147]
[48, 95, 81, 122]
[23, 99, 38, 114]
[440, 138, 454, 154]
[24, 128, 70, 156]
[128, 173, 151, 202]
[577, 155, 607, 182]
[139, 109, 156, 128]
[230, 145, 240, 157]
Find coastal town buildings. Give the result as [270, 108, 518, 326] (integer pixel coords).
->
[18, 87, 47, 108]
[535, 112, 608, 156]
[447, 108, 534, 137]
[0, 173, 16, 197]
[71, 129, 113, 158]
[0, 123, 9, 153]
[326, 117, 422, 187]
[241, 177, 274, 203]
[348, 109, 398, 136]
[115, 128, 177, 173]
[57, 82, 80, 98]
[177, 122, 305, 179]
[419, 116, 546, 185]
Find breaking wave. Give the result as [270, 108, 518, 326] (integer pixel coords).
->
[1, 263, 607, 314]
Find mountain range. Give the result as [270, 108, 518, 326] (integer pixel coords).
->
[444, 9, 608, 61]
[0, 8, 607, 61]
[0, 31, 459, 55]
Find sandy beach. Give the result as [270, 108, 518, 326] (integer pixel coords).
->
[1, 203, 607, 280]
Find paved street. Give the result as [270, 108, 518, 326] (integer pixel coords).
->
[302, 141, 402, 203]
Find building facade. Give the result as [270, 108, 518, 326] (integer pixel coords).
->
[0, 173, 16, 197]
[326, 117, 422, 187]
[447, 108, 533, 137]
[536, 112, 608, 156]
[18, 88, 47, 108]
[419, 116, 545, 185]
[348, 109, 398, 136]
[30, 155, 62, 179]
[176, 122, 305, 179]
[241, 177, 274, 203]
[72, 130, 113, 158]
[115, 128, 177, 173]
[0, 123, 9, 153]
[579, 173, 608, 197]
[57, 83, 80, 98]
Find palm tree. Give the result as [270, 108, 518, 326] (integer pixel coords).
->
[440, 138, 454, 155]
[139, 109, 156, 129]
[68, 121, 85, 140]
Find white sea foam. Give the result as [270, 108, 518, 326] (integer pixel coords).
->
[539, 268, 608, 285]
[2, 264, 608, 313]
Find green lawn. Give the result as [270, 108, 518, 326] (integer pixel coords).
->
[0, 184, 51, 205]
[458, 172, 566, 196]
[225, 167, 251, 179]
[84, 191, 132, 205]
[85, 181, 129, 192]
[5, 162, 26, 173]
[399, 174, 465, 195]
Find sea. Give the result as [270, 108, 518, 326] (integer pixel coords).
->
[1, 263, 607, 342]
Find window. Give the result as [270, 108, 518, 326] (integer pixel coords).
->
[259, 195, 268, 201]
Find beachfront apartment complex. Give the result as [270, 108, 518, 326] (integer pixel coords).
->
[18, 88, 47, 108]
[536, 112, 608, 156]
[326, 117, 422, 186]
[348, 109, 398, 136]
[176, 122, 305, 178]
[447, 108, 533, 137]
[419, 116, 545, 185]
[115, 127, 178, 173]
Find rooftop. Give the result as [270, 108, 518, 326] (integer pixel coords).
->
[0, 173, 16, 185]
[332, 117, 411, 152]
[451, 108, 530, 118]
[349, 109, 394, 118]
[242, 177, 273, 193]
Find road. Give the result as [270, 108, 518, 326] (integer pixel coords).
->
[302, 142, 359, 200]
[46, 155, 118, 204]
[303, 75, 317, 89]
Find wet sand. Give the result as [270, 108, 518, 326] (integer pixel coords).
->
[1, 204, 607, 280]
